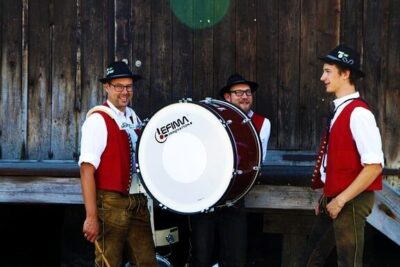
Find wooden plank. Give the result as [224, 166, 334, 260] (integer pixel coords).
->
[212, 0, 235, 99]
[150, 0, 172, 111]
[340, 0, 363, 48]
[27, 0, 52, 159]
[368, 184, 400, 245]
[361, 0, 389, 123]
[383, 0, 400, 169]
[192, 0, 214, 100]
[235, 0, 257, 80]
[0, 0, 24, 159]
[0, 177, 83, 204]
[255, 0, 279, 149]
[299, 0, 321, 150]
[245, 185, 321, 210]
[277, 0, 301, 149]
[115, 0, 132, 61]
[0, 160, 79, 177]
[131, 0, 152, 118]
[79, 0, 108, 130]
[50, 0, 77, 159]
[171, 0, 193, 101]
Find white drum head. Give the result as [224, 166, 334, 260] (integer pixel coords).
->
[138, 102, 234, 213]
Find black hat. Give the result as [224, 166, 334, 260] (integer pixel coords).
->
[318, 44, 365, 77]
[219, 73, 258, 97]
[99, 61, 142, 84]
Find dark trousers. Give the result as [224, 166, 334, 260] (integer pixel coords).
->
[95, 191, 157, 267]
[189, 206, 247, 267]
[306, 191, 375, 267]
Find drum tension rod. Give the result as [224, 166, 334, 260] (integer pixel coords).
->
[234, 170, 244, 175]
[179, 98, 193, 103]
[242, 118, 251, 124]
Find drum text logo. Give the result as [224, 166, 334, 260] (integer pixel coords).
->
[155, 116, 192, 143]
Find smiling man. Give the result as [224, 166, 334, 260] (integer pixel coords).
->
[189, 73, 271, 267]
[306, 44, 384, 267]
[79, 61, 156, 266]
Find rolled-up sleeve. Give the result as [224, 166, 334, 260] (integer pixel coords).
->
[78, 113, 107, 169]
[350, 107, 384, 166]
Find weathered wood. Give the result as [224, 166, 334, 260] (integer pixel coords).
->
[245, 185, 321, 210]
[131, 0, 152, 118]
[0, 177, 82, 204]
[0, 161, 79, 177]
[212, 0, 235, 99]
[192, 0, 214, 100]
[299, 0, 323, 150]
[115, 0, 132, 61]
[51, 0, 77, 159]
[27, 0, 52, 159]
[368, 183, 400, 245]
[384, 0, 400, 169]
[235, 0, 257, 81]
[340, 0, 364, 48]
[79, 0, 108, 132]
[150, 0, 172, 111]
[277, 0, 301, 148]
[255, 0, 279, 148]
[0, 0, 24, 159]
[171, 1, 193, 101]
[362, 0, 389, 125]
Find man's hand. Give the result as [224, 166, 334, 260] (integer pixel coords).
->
[83, 216, 99, 243]
[326, 196, 345, 219]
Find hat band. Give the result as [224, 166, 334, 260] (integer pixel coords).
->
[326, 54, 354, 65]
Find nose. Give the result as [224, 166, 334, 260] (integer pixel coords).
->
[320, 72, 326, 82]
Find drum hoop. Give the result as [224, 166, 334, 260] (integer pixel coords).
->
[200, 99, 262, 206]
[136, 101, 237, 213]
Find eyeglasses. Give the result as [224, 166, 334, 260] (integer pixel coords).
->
[109, 83, 133, 92]
[229, 89, 253, 97]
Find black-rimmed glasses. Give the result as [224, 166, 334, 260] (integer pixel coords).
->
[229, 89, 253, 97]
[109, 83, 133, 92]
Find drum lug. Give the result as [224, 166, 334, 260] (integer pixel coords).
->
[141, 118, 149, 127]
[225, 119, 233, 125]
[225, 200, 235, 207]
[253, 166, 260, 171]
[204, 97, 213, 103]
[159, 203, 168, 210]
[179, 98, 193, 103]
[234, 169, 243, 175]
[242, 118, 251, 124]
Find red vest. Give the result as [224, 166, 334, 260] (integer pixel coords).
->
[251, 112, 265, 133]
[94, 110, 132, 194]
[323, 100, 382, 196]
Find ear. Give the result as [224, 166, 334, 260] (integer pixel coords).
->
[103, 83, 110, 94]
[342, 69, 351, 80]
[223, 92, 231, 101]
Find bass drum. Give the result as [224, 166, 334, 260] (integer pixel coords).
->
[137, 98, 261, 213]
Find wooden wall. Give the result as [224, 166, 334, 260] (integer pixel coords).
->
[1, 0, 399, 169]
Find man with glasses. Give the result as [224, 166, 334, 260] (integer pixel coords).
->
[79, 61, 157, 266]
[189, 74, 271, 267]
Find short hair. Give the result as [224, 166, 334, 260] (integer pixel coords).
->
[335, 64, 360, 85]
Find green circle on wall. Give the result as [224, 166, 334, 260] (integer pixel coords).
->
[170, 0, 231, 29]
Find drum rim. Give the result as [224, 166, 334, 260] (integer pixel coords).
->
[199, 98, 262, 205]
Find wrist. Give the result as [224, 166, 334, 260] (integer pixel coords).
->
[335, 195, 346, 208]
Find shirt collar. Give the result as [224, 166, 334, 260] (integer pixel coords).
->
[333, 91, 360, 109]
[247, 109, 254, 117]
[106, 100, 132, 118]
